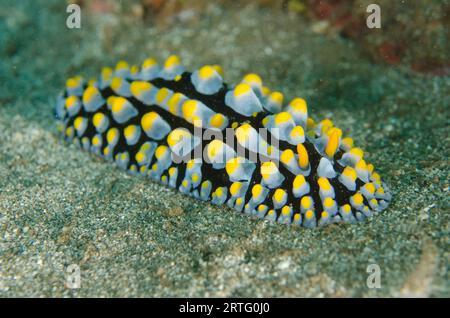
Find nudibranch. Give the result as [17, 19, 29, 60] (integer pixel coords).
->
[55, 55, 392, 228]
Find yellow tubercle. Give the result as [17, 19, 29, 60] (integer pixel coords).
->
[135, 152, 144, 163]
[270, 91, 283, 104]
[235, 123, 252, 144]
[181, 100, 198, 122]
[191, 173, 199, 183]
[101, 67, 113, 80]
[199, 65, 215, 79]
[280, 149, 294, 164]
[305, 210, 314, 220]
[110, 77, 122, 91]
[252, 184, 263, 198]
[243, 73, 262, 86]
[112, 97, 128, 113]
[168, 93, 183, 114]
[376, 187, 385, 194]
[342, 166, 357, 180]
[142, 57, 157, 69]
[107, 96, 116, 106]
[323, 197, 334, 208]
[167, 128, 190, 147]
[66, 77, 80, 89]
[106, 128, 118, 144]
[168, 167, 177, 176]
[124, 125, 136, 139]
[356, 159, 367, 171]
[349, 147, 364, 159]
[207, 139, 224, 160]
[92, 112, 105, 128]
[88, 78, 96, 86]
[261, 86, 271, 96]
[155, 88, 170, 104]
[141, 112, 158, 131]
[317, 177, 331, 191]
[73, 117, 83, 130]
[342, 204, 351, 214]
[289, 98, 307, 113]
[225, 157, 241, 176]
[306, 118, 315, 130]
[352, 193, 364, 205]
[65, 96, 78, 109]
[372, 172, 381, 182]
[65, 126, 73, 137]
[261, 161, 278, 180]
[164, 55, 180, 69]
[258, 204, 267, 212]
[155, 145, 168, 160]
[130, 65, 139, 74]
[92, 135, 101, 146]
[131, 81, 152, 97]
[230, 182, 242, 197]
[215, 187, 224, 197]
[212, 65, 223, 76]
[234, 83, 251, 97]
[186, 159, 196, 170]
[82, 86, 99, 104]
[115, 60, 129, 70]
[281, 206, 291, 216]
[273, 189, 286, 203]
[290, 126, 305, 139]
[274, 112, 292, 125]
[365, 183, 376, 194]
[293, 175, 306, 188]
[301, 196, 312, 209]
[210, 113, 225, 128]
[341, 137, 354, 149]
[320, 119, 333, 135]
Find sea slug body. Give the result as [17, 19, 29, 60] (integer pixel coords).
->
[55, 55, 392, 228]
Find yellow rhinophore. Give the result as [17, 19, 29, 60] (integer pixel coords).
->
[317, 177, 331, 191]
[297, 143, 309, 169]
[325, 127, 342, 158]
